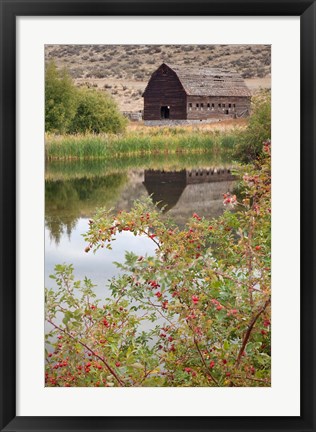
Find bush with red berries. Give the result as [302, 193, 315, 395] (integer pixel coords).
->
[45, 142, 271, 387]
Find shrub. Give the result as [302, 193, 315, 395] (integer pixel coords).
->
[69, 88, 127, 134]
[233, 90, 271, 163]
[45, 60, 126, 134]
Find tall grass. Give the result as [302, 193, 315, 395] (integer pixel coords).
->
[45, 128, 239, 161]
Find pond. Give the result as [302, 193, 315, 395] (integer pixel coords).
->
[45, 153, 235, 297]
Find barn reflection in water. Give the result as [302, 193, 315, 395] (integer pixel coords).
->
[143, 167, 235, 225]
[45, 165, 236, 243]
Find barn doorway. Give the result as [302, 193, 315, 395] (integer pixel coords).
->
[160, 106, 170, 119]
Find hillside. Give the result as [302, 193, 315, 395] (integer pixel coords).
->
[45, 44, 271, 112]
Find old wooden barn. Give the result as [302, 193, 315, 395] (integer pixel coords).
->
[142, 63, 251, 122]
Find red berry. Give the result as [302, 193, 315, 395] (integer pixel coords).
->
[192, 295, 199, 304]
[193, 213, 201, 221]
[102, 318, 110, 327]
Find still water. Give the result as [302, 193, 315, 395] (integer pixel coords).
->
[45, 154, 235, 297]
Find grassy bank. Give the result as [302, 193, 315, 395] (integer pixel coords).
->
[45, 126, 241, 160]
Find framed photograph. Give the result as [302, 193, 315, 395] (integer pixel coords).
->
[0, 1, 315, 431]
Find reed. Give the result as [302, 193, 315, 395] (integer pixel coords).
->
[45, 128, 239, 161]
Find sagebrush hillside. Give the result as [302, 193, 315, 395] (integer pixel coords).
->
[45, 44, 271, 112]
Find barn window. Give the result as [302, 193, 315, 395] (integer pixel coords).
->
[233, 103, 236, 108]
[218, 103, 221, 108]
[188, 103, 192, 111]
[207, 103, 210, 109]
[229, 103, 231, 108]
[201, 103, 204, 110]
[211, 103, 215, 108]
[196, 103, 199, 108]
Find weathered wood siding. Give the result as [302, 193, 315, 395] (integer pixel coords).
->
[143, 65, 187, 120]
[187, 96, 251, 119]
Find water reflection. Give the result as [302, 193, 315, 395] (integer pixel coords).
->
[144, 168, 235, 224]
[45, 222, 156, 297]
[45, 164, 235, 242]
[45, 156, 235, 292]
[45, 173, 128, 244]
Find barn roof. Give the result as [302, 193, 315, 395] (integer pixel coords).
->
[148, 63, 251, 97]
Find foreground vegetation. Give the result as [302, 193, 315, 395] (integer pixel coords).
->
[45, 141, 271, 387]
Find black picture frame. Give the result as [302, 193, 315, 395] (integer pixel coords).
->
[0, 1, 315, 431]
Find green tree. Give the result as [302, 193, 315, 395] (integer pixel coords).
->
[69, 87, 127, 134]
[45, 61, 127, 134]
[45, 61, 78, 133]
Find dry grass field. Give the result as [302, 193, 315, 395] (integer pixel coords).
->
[45, 44, 271, 112]
[127, 118, 248, 132]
